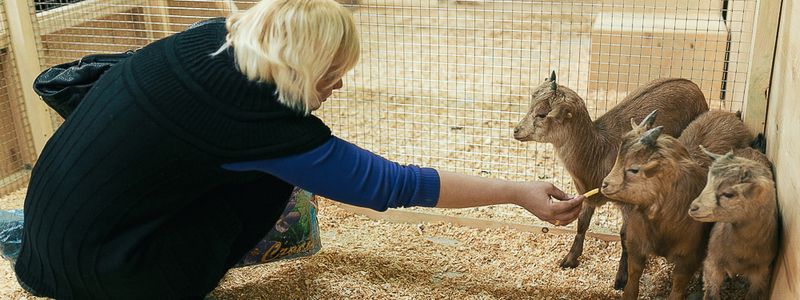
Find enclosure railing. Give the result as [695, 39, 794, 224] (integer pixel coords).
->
[0, 0, 778, 236]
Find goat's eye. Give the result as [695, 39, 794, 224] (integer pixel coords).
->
[535, 112, 547, 118]
[626, 167, 640, 175]
[721, 192, 735, 199]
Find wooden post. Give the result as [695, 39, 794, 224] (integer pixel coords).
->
[5, 0, 54, 156]
[143, 0, 172, 41]
[742, 0, 783, 135]
[766, 0, 799, 297]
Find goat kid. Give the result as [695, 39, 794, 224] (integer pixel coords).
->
[514, 72, 708, 289]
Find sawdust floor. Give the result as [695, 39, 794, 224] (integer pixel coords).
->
[4, 188, 755, 299]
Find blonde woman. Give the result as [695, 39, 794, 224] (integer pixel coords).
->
[16, 0, 584, 298]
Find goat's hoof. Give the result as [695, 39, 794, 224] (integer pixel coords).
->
[559, 256, 579, 269]
[613, 276, 627, 290]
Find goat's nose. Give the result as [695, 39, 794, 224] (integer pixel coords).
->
[513, 127, 520, 134]
[602, 182, 609, 189]
[690, 204, 699, 212]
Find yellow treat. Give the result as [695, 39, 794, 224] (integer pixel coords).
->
[583, 188, 600, 198]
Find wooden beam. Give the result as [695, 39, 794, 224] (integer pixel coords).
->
[742, 0, 783, 134]
[5, 0, 54, 156]
[336, 203, 620, 242]
[0, 169, 30, 196]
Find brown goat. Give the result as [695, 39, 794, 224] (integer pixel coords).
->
[689, 147, 778, 300]
[513, 72, 708, 289]
[601, 110, 753, 300]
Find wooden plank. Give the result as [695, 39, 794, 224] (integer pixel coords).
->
[767, 0, 798, 297]
[743, 0, 783, 135]
[5, 0, 54, 156]
[589, 12, 728, 101]
[36, 0, 149, 36]
[336, 203, 620, 242]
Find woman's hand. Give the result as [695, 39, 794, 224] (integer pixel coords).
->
[512, 182, 584, 226]
[435, 171, 583, 226]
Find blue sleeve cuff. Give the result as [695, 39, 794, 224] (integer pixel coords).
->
[407, 167, 440, 208]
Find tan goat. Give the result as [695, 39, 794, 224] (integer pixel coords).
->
[689, 147, 779, 300]
[600, 110, 753, 300]
[513, 72, 708, 289]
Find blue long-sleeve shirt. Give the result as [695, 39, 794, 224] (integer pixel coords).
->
[222, 136, 441, 211]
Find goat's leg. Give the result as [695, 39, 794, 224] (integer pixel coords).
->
[559, 203, 595, 268]
[614, 218, 629, 290]
[744, 266, 771, 300]
[701, 260, 724, 300]
[667, 256, 703, 300]
[622, 248, 646, 300]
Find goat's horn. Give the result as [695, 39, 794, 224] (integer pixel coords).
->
[640, 126, 663, 146]
[550, 70, 556, 82]
[638, 109, 658, 128]
[551, 81, 557, 91]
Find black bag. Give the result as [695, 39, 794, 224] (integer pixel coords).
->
[32, 17, 226, 118]
[32, 51, 136, 118]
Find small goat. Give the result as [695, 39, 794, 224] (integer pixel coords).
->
[601, 110, 753, 300]
[513, 72, 708, 289]
[689, 147, 778, 300]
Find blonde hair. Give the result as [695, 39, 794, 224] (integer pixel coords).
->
[216, 0, 360, 114]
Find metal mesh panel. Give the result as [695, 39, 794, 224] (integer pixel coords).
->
[28, 0, 759, 233]
[0, 1, 35, 196]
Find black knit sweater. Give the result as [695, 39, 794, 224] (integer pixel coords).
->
[16, 22, 331, 299]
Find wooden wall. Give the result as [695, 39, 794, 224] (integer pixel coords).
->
[767, 0, 800, 296]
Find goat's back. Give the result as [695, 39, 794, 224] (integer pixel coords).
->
[596, 78, 709, 138]
[679, 111, 754, 167]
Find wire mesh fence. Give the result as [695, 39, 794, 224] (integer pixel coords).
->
[14, 0, 759, 234]
[0, 1, 35, 196]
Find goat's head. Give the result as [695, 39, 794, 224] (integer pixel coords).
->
[513, 71, 582, 145]
[602, 126, 690, 207]
[689, 147, 775, 223]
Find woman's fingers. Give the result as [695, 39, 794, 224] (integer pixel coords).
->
[546, 183, 572, 201]
[547, 195, 584, 226]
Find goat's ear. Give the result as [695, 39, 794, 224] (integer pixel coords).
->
[700, 145, 723, 161]
[646, 204, 660, 220]
[546, 105, 572, 122]
[642, 159, 661, 177]
[630, 118, 639, 130]
[724, 150, 735, 160]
